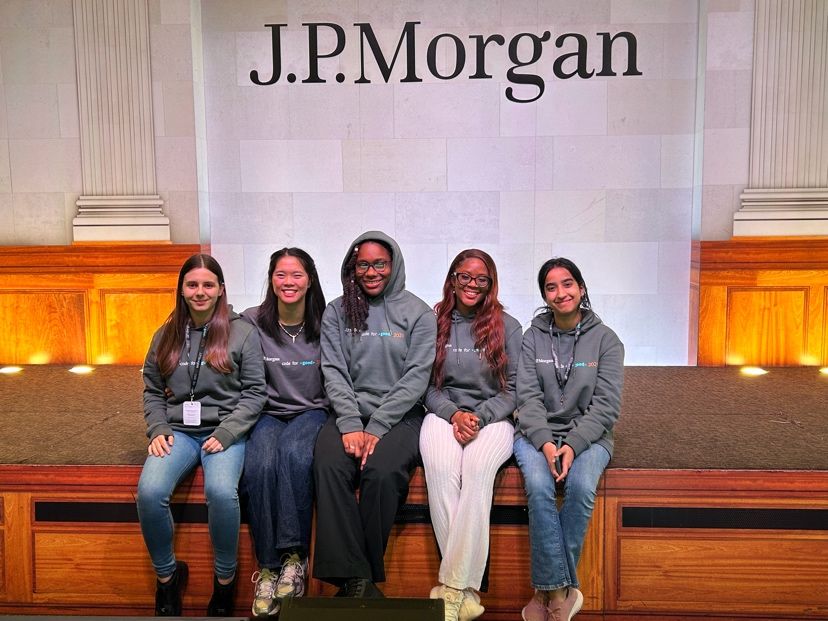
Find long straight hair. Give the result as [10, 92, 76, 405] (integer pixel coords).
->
[156, 254, 232, 377]
[258, 247, 326, 344]
[433, 249, 508, 391]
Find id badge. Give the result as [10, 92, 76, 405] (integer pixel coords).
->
[183, 400, 201, 426]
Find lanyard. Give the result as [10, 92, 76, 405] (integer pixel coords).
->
[185, 323, 209, 401]
[549, 321, 581, 406]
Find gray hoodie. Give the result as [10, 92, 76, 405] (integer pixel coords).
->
[142, 310, 267, 448]
[321, 231, 437, 438]
[516, 309, 624, 458]
[425, 310, 522, 427]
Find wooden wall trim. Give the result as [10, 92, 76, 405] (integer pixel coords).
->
[701, 237, 828, 270]
[0, 244, 203, 273]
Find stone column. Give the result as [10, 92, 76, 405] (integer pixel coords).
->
[734, 0, 828, 236]
[71, 0, 170, 241]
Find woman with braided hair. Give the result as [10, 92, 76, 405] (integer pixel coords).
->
[312, 231, 437, 597]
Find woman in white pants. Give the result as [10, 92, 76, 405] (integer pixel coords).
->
[420, 249, 523, 621]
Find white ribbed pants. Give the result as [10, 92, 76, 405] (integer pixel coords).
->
[419, 413, 514, 590]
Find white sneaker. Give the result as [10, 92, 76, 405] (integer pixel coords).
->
[459, 588, 485, 621]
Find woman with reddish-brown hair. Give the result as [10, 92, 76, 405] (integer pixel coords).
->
[137, 253, 266, 617]
[419, 249, 523, 621]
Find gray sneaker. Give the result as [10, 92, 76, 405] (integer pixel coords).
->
[275, 553, 307, 599]
[251, 568, 279, 617]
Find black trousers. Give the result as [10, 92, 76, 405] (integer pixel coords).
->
[312, 409, 423, 584]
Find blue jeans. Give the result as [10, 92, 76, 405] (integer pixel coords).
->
[513, 435, 609, 590]
[241, 409, 327, 568]
[136, 430, 246, 580]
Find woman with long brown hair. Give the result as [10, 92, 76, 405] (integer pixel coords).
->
[420, 249, 523, 621]
[137, 253, 266, 617]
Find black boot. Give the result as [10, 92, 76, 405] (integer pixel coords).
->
[155, 561, 188, 616]
[207, 573, 237, 616]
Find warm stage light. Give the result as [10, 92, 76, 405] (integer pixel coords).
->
[819, 368, 828, 376]
[740, 366, 768, 376]
[69, 365, 96, 374]
[0, 366, 23, 374]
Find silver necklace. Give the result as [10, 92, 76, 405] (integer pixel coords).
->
[278, 321, 305, 343]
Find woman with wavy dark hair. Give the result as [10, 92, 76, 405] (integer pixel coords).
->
[515, 258, 624, 621]
[313, 231, 437, 597]
[240, 248, 328, 617]
[419, 249, 523, 621]
[137, 253, 266, 617]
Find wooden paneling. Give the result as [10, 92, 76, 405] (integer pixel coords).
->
[616, 535, 828, 614]
[604, 474, 828, 619]
[0, 245, 200, 365]
[726, 287, 807, 365]
[32, 526, 256, 608]
[100, 290, 175, 364]
[5, 465, 828, 618]
[0, 292, 87, 364]
[699, 238, 828, 366]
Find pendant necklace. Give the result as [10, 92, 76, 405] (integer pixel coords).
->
[278, 321, 305, 343]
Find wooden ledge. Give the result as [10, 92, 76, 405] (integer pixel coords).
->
[0, 244, 204, 273]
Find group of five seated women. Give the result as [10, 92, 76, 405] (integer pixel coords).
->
[136, 230, 624, 621]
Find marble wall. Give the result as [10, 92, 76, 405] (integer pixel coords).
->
[0, 0, 760, 364]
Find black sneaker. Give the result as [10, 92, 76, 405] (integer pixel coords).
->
[207, 572, 238, 616]
[335, 577, 384, 598]
[155, 561, 188, 616]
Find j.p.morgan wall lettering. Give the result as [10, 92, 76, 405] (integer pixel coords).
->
[250, 22, 642, 103]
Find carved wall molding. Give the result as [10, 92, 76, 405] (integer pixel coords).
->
[71, 0, 169, 241]
[735, 0, 828, 236]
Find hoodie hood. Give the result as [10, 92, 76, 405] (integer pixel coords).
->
[530, 308, 603, 335]
[341, 230, 406, 299]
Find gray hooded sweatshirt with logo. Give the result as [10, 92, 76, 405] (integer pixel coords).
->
[516, 309, 624, 458]
[425, 310, 523, 428]
[321, 231, 438, 439]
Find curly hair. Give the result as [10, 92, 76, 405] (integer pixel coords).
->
[258, 247, 326, 344]
[433, 249, 508, 392]
[341, 239, 393, 333]
[341, 246, 369, 333]
[156, 254, 232, 377]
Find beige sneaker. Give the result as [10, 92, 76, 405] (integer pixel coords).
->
[430, 584, 463, 621]
[459, 588, 485, 621]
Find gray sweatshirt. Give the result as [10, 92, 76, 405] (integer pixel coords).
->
[321, 231, 438, 438]
[425, 310, 522, 427]
[516, 309, 624, 458]
[241, 305, 329, 418]
[142, 311, 267, 448]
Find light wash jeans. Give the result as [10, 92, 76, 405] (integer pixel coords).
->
[513, 435, 609, 590]
[241, 409, 327, 568]
[136, 430, 246, 580]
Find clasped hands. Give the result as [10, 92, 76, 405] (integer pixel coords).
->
[451, 410, 479, 445]
[342, 431, 380, 469]
[541, 441, 574, 482]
